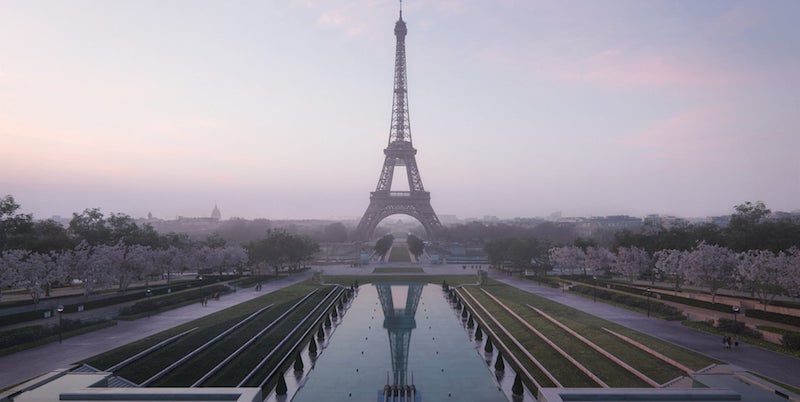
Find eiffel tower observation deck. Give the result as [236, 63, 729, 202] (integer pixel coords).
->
[353, 2, 442, 242]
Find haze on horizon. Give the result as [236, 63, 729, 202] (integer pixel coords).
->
[1, 0, 798, 221]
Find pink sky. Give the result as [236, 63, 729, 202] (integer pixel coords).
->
[1, 0, 798, 220]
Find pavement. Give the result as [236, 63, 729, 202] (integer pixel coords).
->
[313, 262, 486, 276]
[495, 274, 800, 388]
[0, 272, 311, 390]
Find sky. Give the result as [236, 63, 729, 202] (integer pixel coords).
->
[1, 0, 798, 221]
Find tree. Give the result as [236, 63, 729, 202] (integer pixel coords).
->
[12, 250, 68, 305]
[407, 234, 425, 258]
[654, 249, 688, 292]
[246, 230, 316, 276]
[612, 246, 650, 282]
[584, 246, 615, 276]
[0, 195, 34, 251]
[736, 249, 784, 309]
[284, 235, 319, 270]
[730, 201, 771, 228]
[548, 246, 585, 275]
[78, 244, 116, 297]
[114, 244, 154, 292]
[683, 242, 736, 303]
[204, 233, 227, 249]
[374, 235, 394, 258]
[222, 245, 248, 275]
[0, 249, 25, 302]
[782, 247, 800, 300]
[69, 208, 110, 245]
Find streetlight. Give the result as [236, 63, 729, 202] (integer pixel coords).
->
[57, 305, 64, 343]
[644, 288, 652, 317]
[146, 288, 152, 318]
[593, 276, 598, 302]
[732, 306, 741, 323]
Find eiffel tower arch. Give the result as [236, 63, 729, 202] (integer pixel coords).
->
[353, 7, 442, 242]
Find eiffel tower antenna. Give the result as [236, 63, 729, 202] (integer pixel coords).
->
[353, 4, 442, 241]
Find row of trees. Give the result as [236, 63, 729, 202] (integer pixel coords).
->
[0, 242, 248, 305]
[548, 243, 800, 307]
[616, 201, 800, 253]
[246, 230, 319, 276]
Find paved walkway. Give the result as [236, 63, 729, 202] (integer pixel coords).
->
[313, 263, 486, 276]
[496, 275, 800, 388]
[0, 273, 311, 390]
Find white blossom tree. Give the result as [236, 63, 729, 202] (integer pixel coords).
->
[683, 242, 736, 303]
[736, 249, 785, 309]
[782, 247, 800, 301]
[612, 246, 650, 282]
[113, 244, 155, 293]
[78, 243, 116, 297]
[13, 251, 66, 306]
[654, 249, 689, 292]
[222, 245, 248, 275]
[584, 246, 615, 276]
[0, 250, 25, 303]
[548, 246, 585, 275]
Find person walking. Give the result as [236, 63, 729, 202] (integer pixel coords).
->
[734, 335, 739, 349]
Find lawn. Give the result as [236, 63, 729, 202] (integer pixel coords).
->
[460, 282, 714, 387]
[83, 282, 322, 372]
[388, 244, 412, 262]
[372, 267, 424, 273]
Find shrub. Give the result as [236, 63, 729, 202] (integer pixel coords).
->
[0, 319, 111, 350]
[745, 309, 800, 327]
[0, 277, 230, 326]
[781, 333, 800, 351]
[717, 318, 762, 339]
[570, 285, 684, 320]
[119, 284, 230, 317]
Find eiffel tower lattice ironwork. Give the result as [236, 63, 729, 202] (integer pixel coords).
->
[353, 6, 442, 241]
[375, 282, 424, 387]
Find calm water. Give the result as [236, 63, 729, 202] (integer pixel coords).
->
[288, 283, 509, 402]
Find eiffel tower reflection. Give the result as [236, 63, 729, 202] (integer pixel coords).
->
[375, 282, 424, 395]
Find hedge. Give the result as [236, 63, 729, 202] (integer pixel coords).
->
[570, 284, 685, 320]
[0, 318, 115, 353]
[0, 277, 230, 326]
[571, 278, 735, 314]
[230, 276, 275, 289]
[526, 276, 562, 288]
[745, 309, 800, 327]
[119, 284, 231, 318]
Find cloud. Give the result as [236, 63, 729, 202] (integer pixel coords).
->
[618, 107, 725, 160]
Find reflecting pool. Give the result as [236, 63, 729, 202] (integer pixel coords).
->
[290, 283, 508, 402]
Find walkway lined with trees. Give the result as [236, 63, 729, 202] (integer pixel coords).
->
[496, 274, 800, 388]
[0, 273, 310, 390]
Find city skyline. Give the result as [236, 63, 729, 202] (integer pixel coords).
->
[2, 0, 799, 220]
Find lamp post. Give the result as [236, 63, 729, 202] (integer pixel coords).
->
[645, 288, 652, 318]
[57, 305, 64, 343]
[593, 276, 598, 302]
[146, 288, 152, 318]
[732, 306, 741, 323]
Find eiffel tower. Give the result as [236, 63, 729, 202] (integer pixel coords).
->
[375, 282, 424, 387]
[353, 4, 442, 242]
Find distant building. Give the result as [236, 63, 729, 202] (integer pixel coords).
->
[438, 214, 460, 224]
[211, 204, 221, 220]
[574, 215, 642, 237]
